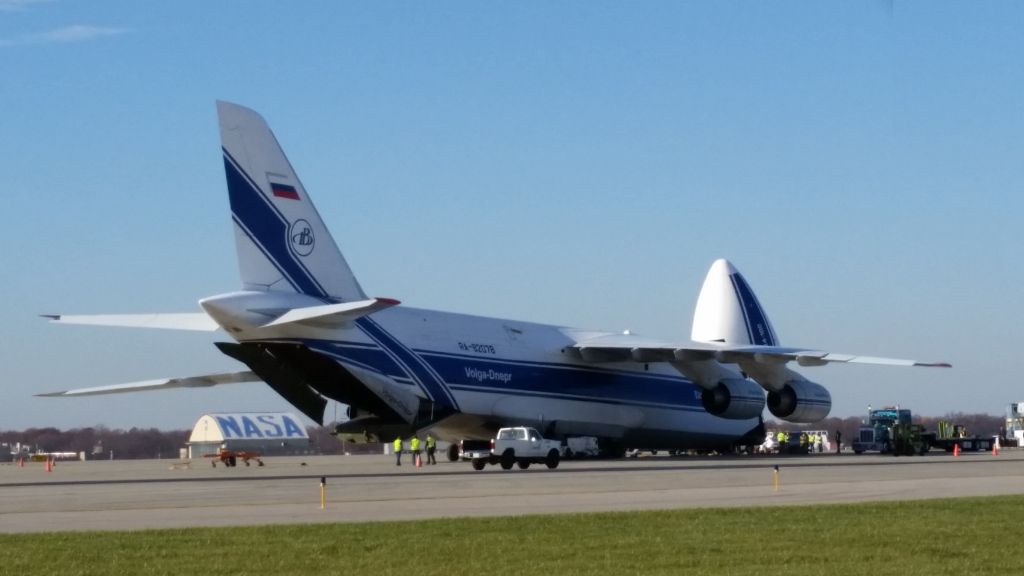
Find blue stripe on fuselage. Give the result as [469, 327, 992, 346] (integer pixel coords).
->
[419, 351, 703, 409]
[297, 338, 708, 412]
[354, 318, 458, 409]
[307, 342, 406, 378]
[448, 384, 704, 412]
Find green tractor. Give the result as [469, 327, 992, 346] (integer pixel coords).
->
[891, 422, 930, 456]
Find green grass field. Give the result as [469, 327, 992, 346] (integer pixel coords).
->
[2, 496, 1021, 576]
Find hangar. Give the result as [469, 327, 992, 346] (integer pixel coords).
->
[187, 412, 310, 459]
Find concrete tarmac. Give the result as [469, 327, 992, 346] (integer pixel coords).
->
[2, 450, 1023, 533]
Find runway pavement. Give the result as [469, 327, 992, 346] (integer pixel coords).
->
[2, 450, 1023, 533]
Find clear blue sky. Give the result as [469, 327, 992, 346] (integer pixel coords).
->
[2, 1, 1020, 430]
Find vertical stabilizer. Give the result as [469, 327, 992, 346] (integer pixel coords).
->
[691, 259, 778, 346]
[217, 101, 366, 301]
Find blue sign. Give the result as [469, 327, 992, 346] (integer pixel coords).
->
[215, 414, 306, 439]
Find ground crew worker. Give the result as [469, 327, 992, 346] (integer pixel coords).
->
[410, 436, 422, 465]
[799, 432, 808, 452]
[425, 434, 437, 465]
[393, 436, 403, 466]
[835, 430, 842, 454]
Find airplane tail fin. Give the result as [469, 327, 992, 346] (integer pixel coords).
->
[691, 259, 779, 346]
[217, 101, 366, 301]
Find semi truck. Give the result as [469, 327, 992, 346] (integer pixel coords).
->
[852, 407, 995, 455]
[852, 408, 925, 455]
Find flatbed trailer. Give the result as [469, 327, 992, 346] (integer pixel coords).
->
[924, 434, 995, 453]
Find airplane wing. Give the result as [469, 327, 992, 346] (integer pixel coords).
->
[36, 371, 260, 397]
[567, 334, 951, 368]
[41, 313, 219, 331]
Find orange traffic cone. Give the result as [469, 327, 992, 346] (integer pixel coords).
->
[17, 456, 24, 468]
[992, 438, 1000, 456]
[953, 443, 960, 457]
[45, 458, 52, 473]
[416, 454, 422, 468]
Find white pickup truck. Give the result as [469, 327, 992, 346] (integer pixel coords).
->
[466, 426, 562, 471]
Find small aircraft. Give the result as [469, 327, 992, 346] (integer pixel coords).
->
[39, 102, 949, 455]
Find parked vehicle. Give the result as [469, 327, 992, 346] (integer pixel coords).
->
[563, 436, 599, 459]
[466, 427, 562, 471]
[852, 407, 994, 455]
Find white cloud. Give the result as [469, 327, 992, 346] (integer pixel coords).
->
[0, 24, 128, 47]
[0, 0, 55, 12]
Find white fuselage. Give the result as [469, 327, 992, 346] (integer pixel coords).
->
[204, 291, 761, 447]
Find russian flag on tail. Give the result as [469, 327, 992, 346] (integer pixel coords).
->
[271, 182, 300, 200]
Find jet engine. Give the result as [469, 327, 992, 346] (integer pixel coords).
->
[766, 380, 832, 423]
[701, 378, 766, 420]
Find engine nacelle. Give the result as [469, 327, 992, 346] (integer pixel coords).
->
[767, 380, 832, 423]
[701, 378, 766, 420]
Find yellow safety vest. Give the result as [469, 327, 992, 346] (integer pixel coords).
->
[393, 438, 402, 452]
[426, 436, 436, 449]
[411, 438, 420, 451]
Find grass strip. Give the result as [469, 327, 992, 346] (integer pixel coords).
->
[1, 495, 1021, 576]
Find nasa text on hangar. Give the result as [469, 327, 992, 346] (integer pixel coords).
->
[187, 412, 310, 459]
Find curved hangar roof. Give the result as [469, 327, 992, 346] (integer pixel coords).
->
[189, 412, 309, 444]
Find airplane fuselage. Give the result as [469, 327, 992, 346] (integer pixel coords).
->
[204, 291, 763, 449]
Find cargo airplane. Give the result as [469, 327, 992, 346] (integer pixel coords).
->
[39, 102, 950, 455]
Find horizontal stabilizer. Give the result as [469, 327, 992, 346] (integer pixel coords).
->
[36, 371, 260, 397]
[42, 313, 219, 331]
[260, 297, 400, 328]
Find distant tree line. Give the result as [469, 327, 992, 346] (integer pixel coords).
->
[1, 424, 347, 460]
[0, 427, 191, 460]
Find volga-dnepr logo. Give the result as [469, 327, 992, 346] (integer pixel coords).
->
[288, 218, 315, 257]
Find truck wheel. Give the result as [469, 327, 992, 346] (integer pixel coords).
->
[500, 449, 515, 470]
[853, 449, 863, 455]
[545, 449, 560, 469]
[447, 444, 460, 462]
[471, 459, 486, 471]
[517, 461, 531, 470]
